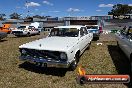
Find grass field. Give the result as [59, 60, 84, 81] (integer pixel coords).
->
[0, 32, 130, 88]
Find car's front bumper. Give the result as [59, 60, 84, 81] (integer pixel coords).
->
[93, 33, 100, 37]
[19, 56, 70, 68]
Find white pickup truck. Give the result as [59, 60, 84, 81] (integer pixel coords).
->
[19, 25, 93, 70]
[12, 26, 40, 37]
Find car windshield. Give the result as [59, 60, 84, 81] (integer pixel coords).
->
[49, 28, 79, 37]
[91, 26, 98, 29]
[86, 26, 92, 29]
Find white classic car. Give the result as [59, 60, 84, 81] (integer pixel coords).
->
[12, 26, 40, 37]
[115, 26, 132, 72]
[19, 25, 93, 70]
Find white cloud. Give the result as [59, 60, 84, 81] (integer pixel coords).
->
[99, 4, 114, 7]
[67, 8, 81, 12]
[49, 11, 60, 13]
[25, 2, 40, 7]
[128, 4, 132, 6]
[43, 1, 53, 6]
[96, 10, 102, 12]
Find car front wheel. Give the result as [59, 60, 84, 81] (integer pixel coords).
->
[69, 53, 79, 71]
[26, 32, 30, 37]
[69, 59, 78, 71]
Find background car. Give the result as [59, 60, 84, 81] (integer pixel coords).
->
[85, 25, 100, 40]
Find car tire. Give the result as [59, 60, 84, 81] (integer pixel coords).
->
[69, 53, 80, 71]
[27, 32, 30, 37]
[69, 58, 78, 71]
[38, 31, 40, 35]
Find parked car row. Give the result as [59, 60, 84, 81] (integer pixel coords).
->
[0, 24, 98, 70]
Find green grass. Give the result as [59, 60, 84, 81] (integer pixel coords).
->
[0, 33, 128, 88]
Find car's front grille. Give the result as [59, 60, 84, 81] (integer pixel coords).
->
[21, 48, 61, 60]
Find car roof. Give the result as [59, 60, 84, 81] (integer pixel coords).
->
[54, 25, 86, 29]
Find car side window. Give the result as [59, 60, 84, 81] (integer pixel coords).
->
[80, 28, 84, 37]
[83, 27, 88, 35]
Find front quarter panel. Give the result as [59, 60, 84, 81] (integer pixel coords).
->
[67, 42, 80, 63]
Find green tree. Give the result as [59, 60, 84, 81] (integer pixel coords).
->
[108, 4, 132, 15]
[10, 13, 21, 19]
[0, 14, 6, 20]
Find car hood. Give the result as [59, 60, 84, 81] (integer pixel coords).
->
[19, 37, 78, 52]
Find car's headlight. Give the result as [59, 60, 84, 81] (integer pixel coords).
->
[21, 49, 26, 54]
[60, 52, 67, 60]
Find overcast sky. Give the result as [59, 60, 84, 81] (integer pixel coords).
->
[0, 0, 132, 17]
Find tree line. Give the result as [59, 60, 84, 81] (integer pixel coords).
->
[108, 4, 132, 15]
[0, 13, 51, 21]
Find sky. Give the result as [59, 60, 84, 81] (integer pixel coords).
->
[0, 0, 132, 18]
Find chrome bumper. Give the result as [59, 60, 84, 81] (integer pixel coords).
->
[19, 56, 70, 68]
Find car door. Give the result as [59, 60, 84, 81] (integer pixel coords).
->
[78, 27, 87, 53]
[122, 35, 132, 59]
[83, 27, 90, 44]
